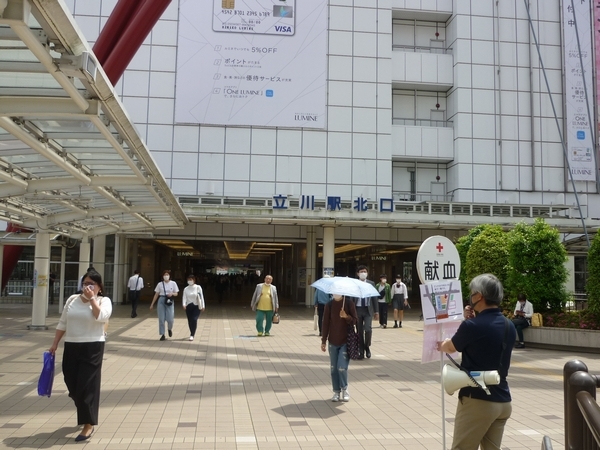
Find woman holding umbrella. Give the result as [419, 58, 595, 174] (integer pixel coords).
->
[320, 293, 358, 403]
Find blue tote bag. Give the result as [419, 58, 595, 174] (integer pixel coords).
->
[37, 351, 55, 397]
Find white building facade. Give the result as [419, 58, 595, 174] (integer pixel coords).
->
[63, 0, 599, 211]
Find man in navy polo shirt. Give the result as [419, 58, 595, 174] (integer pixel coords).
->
[437, 273, 516, 450]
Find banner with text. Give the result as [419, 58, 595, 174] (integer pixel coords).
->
[563, 0, 596, 181]
[175, 0, 327, 128]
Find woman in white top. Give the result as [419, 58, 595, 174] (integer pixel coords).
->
[182, 274, 205, 341]
[49, 269, 112, 442]
[150, 269, 179, 341]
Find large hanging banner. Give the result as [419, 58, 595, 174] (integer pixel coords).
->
[563, 0, 596, 181]
[175, 0, 327, 128]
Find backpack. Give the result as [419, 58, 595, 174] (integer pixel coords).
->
[531, 313, 543, 327]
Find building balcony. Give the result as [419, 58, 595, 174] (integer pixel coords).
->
[392, 124, 454, 162]
[392, 0, 453, 21]
[392, 48, 453, 91]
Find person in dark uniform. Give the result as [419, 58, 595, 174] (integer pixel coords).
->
[348, 265, 379, 359]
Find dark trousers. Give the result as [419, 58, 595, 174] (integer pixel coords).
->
[63, 341, 105, 425]
[317, 303, 325, 334]
[185, 303, 201, 337]
[356, 306, 372, 354]
[512, 317, 529, 342]
[378, 303, 388, 325]
[129, 290, 140, 315]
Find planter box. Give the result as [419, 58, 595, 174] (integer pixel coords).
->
[523, 327, 600, 354]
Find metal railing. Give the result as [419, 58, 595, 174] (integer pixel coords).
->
[392, 44, 452, 54]
[392, 117, 452, 127]
[564, 360, 600, 449]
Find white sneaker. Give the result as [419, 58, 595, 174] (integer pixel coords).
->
[341, 389, 350, 402]
[331, 392, 340, 402]
[189, 336, 194, 341]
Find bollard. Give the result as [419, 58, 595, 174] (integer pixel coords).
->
[564, 360, 589, 450]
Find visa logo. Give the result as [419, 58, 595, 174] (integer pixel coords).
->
[275, 25, 292, 33]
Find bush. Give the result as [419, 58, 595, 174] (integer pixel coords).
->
[543, 310, 600, 330]
[586, 233, 600, 314]
[506, 219, 568, 313]
[465, 225, 510, 289]
[455, 225, 488, 300]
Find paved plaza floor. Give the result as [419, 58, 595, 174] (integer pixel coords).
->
[1, 298, 598, 450]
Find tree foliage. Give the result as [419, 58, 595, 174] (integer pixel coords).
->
[455, 225, 487, 300]
[465, 225, 510, 289]
[585, 233, 600, 313]
[506, 219, 568, 312]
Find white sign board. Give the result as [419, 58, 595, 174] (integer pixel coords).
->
[175, 0, 327, 128]
[563, 0, 596, 181]
[416, 236, 461, 284]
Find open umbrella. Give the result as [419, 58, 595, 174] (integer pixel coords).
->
[311, 276, 380, 298]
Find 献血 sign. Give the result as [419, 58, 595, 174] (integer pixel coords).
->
[416, 236, 461, 284]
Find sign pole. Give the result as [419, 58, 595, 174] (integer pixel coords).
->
[441, 351, 446, 450]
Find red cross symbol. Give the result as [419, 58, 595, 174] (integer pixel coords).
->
[436, 242, 444, 252]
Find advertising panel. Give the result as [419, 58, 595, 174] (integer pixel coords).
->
[563, 0, 596, 181]
[175, 0, 327, 128]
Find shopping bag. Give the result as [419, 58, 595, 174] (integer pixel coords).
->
[37, 351, 55, 397]
[313, 313, 318, 331]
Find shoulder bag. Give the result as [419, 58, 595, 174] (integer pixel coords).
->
[163, 281, 173, 306]
[343, 298, 359, 360]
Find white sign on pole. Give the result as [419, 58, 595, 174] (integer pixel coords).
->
[175, 0, 327, 128]
[416, 236, 461, 284]
[563, 0, 596, 181]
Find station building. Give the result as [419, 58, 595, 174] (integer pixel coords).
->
[0, 0, 598, 324]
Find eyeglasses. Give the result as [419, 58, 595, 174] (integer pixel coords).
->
[83, 282, 97, 287]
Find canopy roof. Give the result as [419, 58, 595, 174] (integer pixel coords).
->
[0, 0, 187, 239]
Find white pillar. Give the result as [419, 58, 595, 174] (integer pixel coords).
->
[112, 234, 121, 304]
[323, 226, 335, 276]
[30, 232, 50, 329]
[92, 235, 106, 278]
[79, 237, 91, 281]
[305, 226, 316, 307]
[58, 245, 66, 314]
[0, 244, 4, 296]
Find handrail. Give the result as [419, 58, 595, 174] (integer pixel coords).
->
[577, 391, 600, 447]
[392, 44, 452, 54]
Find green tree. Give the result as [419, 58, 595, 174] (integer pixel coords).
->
[455, 225, 487, 300]
[585, 233, 600, 313]
[506, 219, 568, 312]
[465, 225, 510, 288]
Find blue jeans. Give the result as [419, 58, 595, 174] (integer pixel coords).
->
[328, 343, 349, 393]
[157, 297, 174, 336]
[256, 310, 273, 333]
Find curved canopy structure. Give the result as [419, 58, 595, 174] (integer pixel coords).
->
[0, 0, 187, 239]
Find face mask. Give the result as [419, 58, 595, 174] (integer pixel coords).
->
[381, 279, 386, 284]
[358, 272, 367, 281]
[187, 280, 194, 286]
[396, 279, 401, 284]
[163, 275, 170, 281]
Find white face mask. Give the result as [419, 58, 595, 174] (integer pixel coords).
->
[396, 279, 401, 284]
[163, 275, 170, 281]
[358, 272, 367, 281]
[187, 280, 194, 286]
[381, 279, 386, 284]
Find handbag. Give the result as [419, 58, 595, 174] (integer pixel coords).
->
[162, 281, 173, 305]
[342, 298, 359, 360]
[272, 312, 280, 324]
[37, 351, 55, 397]
[313, 313, 318, 331]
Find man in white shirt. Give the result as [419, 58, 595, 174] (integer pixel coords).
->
[127, 269, 144, 318]
[512, 293, 534, 348]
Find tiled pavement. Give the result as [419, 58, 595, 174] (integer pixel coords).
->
[1, 299, 598, 450]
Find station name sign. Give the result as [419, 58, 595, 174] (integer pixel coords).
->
[272, 194, 397, 212]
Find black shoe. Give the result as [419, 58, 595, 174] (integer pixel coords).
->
[383, 324, 386, 329]
[393, 323, 398, 328]
[515, 343, 525, 348]
[160, 335, 166, 341]
[365, 348, 371, 358]
[357, 355, 364, 360]
[168, 329, 173, 337]
[398, 322, 402, 328]
[75, 427, 94, 442]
